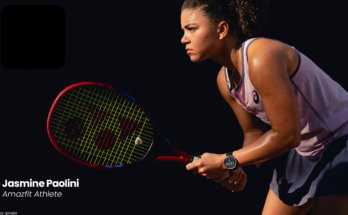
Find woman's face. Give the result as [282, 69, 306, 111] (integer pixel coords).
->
[181, 8, 219, 63]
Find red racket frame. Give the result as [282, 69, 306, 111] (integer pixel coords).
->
[47, 82, 194, 169]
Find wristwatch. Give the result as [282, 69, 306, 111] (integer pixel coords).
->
[224, 152, 237, 170]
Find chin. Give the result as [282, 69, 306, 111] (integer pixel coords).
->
[189, 55, 205, 63]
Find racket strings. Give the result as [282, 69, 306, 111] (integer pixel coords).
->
[86, 104, 111, 129]
[51, 91, 154, 144]
[51, 130, 146, 162]
[64, 117, 86, 139]
[52, 87, 118, 165]
[53, 91, 154, 131]
[53, 87, 149, 165]
[77, 87, 148, 164]
[50, 86, 154, 166]
[51, 106, 153, 143]
[52, 102, 154, 137]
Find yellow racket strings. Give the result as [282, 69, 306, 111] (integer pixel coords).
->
[50, 86, 154, 166]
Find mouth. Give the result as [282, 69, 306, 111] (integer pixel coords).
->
[186, 48, 193, 54]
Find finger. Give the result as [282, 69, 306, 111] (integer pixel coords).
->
[198, 167, 205, 174]
[232, 175, 247, 193]
[199, 171, 210, 178]
[231, 173, 247, 192]
[226, 171, 245, 191]
[220, 169, 239, 183]
[206, 174, 220, 179]
[186, 160, 201, 171]
[214, 170, 231, 183]
[231, 169, 244, 186]
[224, 169, 243, 189]
[221, 170, 240, 187]
[186, 164, 195, 171]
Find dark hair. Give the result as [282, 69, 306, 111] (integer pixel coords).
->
[181, 0, 270, 42]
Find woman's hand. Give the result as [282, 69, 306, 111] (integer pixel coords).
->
[186, 152, 227, 179]
[214, 167, 247, 192]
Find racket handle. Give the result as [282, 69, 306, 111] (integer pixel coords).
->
[189, 155, 201, 163]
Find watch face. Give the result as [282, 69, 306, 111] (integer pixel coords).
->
[224, 156, 236, 169]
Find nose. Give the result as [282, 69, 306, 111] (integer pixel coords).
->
[181, 33, 189, 44]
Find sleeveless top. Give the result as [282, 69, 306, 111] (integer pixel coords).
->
[224, 38, 348, 159]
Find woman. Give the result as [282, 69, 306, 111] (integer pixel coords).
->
[182, 0, 348, 214]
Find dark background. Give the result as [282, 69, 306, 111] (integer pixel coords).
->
[1, 0, 347, 214]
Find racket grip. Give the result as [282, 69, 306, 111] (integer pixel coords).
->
[189, 155, 201, 163]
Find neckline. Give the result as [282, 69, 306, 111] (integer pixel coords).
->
[229, 39, 246, 92]
[229, 37, 264, 92]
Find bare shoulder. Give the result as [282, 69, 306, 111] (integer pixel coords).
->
[246, 38, 290, 83]
[247, 38, 298, 77]
[248, 38, 287, 53]
[247, 38, 288, 64]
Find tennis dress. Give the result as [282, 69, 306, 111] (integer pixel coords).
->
[224, 38, 348, 206]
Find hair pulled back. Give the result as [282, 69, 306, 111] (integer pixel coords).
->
[181, 0, 270, 42]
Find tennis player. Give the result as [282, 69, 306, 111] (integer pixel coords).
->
[182, 0, 348, 214]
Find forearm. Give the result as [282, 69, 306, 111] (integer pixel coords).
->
[234, 129, 298, 167]
[242, 132, 265, 169]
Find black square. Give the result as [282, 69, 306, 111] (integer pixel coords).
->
[1, 5, 65, 69]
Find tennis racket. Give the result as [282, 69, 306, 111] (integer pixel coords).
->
[47, 82, 200, 169]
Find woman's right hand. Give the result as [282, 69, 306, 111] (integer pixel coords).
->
[214, 167, 247, 192]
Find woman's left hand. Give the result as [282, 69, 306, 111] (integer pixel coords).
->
[186, 152, 228, 179]
[215, 167, 247, 192]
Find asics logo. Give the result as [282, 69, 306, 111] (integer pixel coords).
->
[252, 90, 259, 104]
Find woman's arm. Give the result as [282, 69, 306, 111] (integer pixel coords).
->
[216, 66, 268, 169]
[186, 66, 269, 178]
[186, 66, 269, 192]
[232, 39, 301, 168]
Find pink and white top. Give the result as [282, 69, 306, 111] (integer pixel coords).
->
[225, 38, 348, 159]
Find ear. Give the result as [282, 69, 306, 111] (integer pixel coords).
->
[217, 21, 229, 40]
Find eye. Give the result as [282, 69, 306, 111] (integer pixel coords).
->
[188, 28, 196, 32]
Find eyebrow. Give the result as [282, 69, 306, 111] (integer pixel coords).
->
[181, 23, 197, 30]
